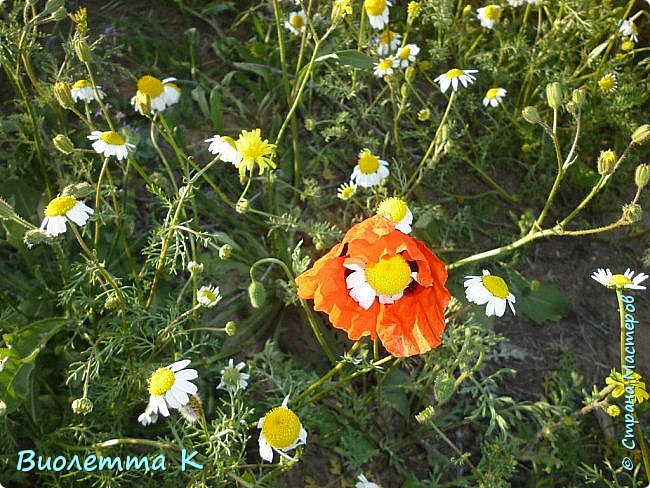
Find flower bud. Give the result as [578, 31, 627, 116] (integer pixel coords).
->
[52, 134, 74, 154]
[522, 106, 541, 124]
[635, 164, 649, 190]
[565, 101, 579, 116]
[631, 124, 650, 145]
[187, 260, 204, 274]
[104, 293, 119, 310]
[417, 108, 430, 121]
[62, 182, 93, 199]
[405, 66, 415, 82]
[219, 244, 232, 260]
[235, 198, 249, 214]
[530, 280, 541, 292]
[304, 118, 315, 131]
[225, 320, 237, 336]
[597, 149, 616, 175]
[621, 203, 642, 224]
[546, 82, 563, 109]
[571, 88, 587, 108]
[248, 279, 267, 309]
[71, 397, 93, 415]
[72, 34, 91, 63]
[407, 2, 421, 23]
[606, 405, 621, 417]
[23, 229, 57, 247]
[53, 82, 73, 109]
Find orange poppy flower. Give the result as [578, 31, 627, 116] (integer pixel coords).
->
[295, 215, 450, 357]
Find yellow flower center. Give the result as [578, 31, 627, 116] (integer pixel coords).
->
[236, 129, 275, 166]
[100, 131, 125, 146]
[621, 41, 635, 51]
[378, 59, 393, 71]
[398, 47, 411, 60]
[72, 79, 92, 89]
[377, 197, 407, 223]
[262, 407, 301, 449]
[481, 275, 509, 299]
[200, 289, 218, 303]
[148, 368, 175, 396]
[137, 75, 164, 98]
[379, 29, 396, 45]
[358, 150, 380, 174]
[598, 75, 616, 92]
[44, 195, 77, 217]
[484, 5, 500, 21]
[364, 0, 386, 16]
[290, 13, 304, 28]
[486, 87, 500, 99]
[340, 186, 356, 199]
[611, 274, 633, 288]
[365, 255, 412, 296]
[445, 68, 464, 79]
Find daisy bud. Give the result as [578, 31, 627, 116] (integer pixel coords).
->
[545, 82, 563, 110]
[571, 88, 587, 108]
[565, 101, 579, 116]
[407, 1, 421, 23]
[71, 397, 93, 415]
[621, 203, 642, 224]
[62, 182, 93, 199]
[236, 198, 249, 214]
[304, 118, 315, 131]
[522, 106, 541, 124]
[631, 124, 650, 145]
[53, 82, 73, 109]
[225, 320, 237, 336]
[530, 280, 541, 292]
[187, 260, 204, 275]
[52, 134, 74, 154]
[248, 279, 267, 309]
[434, 371, 455, 404]
[417, 109, 430, 121]
[72, 34, 91, 63]
[635, 164, 649, 190]
[597, 149, 616, 176]
[521, 143, 531, 153]
[219, 244, 232, 260]
[23, 229, 56, 248]
[405, 66, 415, 82]
[606, 405, 621, 417]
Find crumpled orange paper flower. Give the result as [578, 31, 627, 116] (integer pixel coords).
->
[295, 215, 450, 357]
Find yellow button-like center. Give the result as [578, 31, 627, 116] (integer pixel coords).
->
[290, 14, 304, 28]
[377, 197, 407, 223]
[358, 150, 380, 174]
[72, 79, 92, 89]
[484, 5, 500, 21]
[100, 131, 125, 145]
[611, 274, 633, 288]
[200, 289, 218, 303]
[486, 87, 500, 100]
[378, 59, 393, 71]
[364, 0, 386, 16]
[137, 75, 164, 98]
[262, 407, 301, 449]
[445, 68, 464, 79]
[379, 30, 396, 45]
[481, 275, 509, 299]
[44, 195, 77, 217]
[148, 368, 175, 396]
[599, 76, 616, 91]
[397, 47, 411, 60]
[365, 255, 412, 296]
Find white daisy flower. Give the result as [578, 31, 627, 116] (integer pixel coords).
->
[463, 269, 516, 317]
[205, 134, 242, 164]
[40, 195, 94, 236]
[217, 358, 250, 393]
[130, 75, 181, 113]
[372, 29, 402, 56]
[377, 197, 413, 234]
[146, 359, 198, 417]
[507, 0, 525, 6]
[196, 284, 221, 308]
[373, 57, 397, 78]
[70, 79, 105, 103]
[394, 44, 420, 68]
[598, 74, 617, 93]
[364, 0, 392, 30]
[285, 10, 307, 35]
[351, 149, 389, 188]
[477, 5, 501, 29]
[433, 68, 478, 94]
[483, 87, 507, 107]
[257, 396, 307, 463]
[87, 130, 134, 160]
[591, 268, 648, 290]
[619, 19, 639, 42]
[356, 474, 381, 488]
[345, 255, 418, 309]
[337, 181, 357, 200]
[137, 407, 158, 427]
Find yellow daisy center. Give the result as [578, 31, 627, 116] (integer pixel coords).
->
[484, 5, 500, 21]
[340, 186, 356, 199]
[611, 274, 633, 288]
[364, 0, 386, 16]
[377, 197, 407, 223]
[486, 87, 500, 99]
[200, 289, 218, 303]
[621, 41, 635, 51]
[148, 368, 175, 396]
[481, 275, 509, 299]
[358, 150, 380, 174]
[72, 79, 92, 89]
[379, 30, 395, 45]
[378, 59, 393, 70]
[262, 407, 301, 449]
[100, 131, 125, 146]
[445, 68, 464, 79]
[290, 14, 304, 28]
[137, 75, 164, 98]
[398, 47, 411, 60]
[44, 195, 77, 217]
[365, 255, 412, 296]
[599, 76, 616, 91]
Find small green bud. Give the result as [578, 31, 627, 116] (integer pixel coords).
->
[52, 134, 74, 154]
[53, 82, 73, 109]
[417, 108, 430, 121]
[187, 260, 204, 274]
[73, 34, 91, 63]
[304, 118, 315, 131]
[530, 280, 541, 292]
[62, 182, 93, 199]
[546, 82, 563, 109]
[407, 1, 421, 23]
[71, 397, 93, 415]
[224, 321, 237, 336]
[597, 149, 616, 175]
[404, 66, 415, 82]
[621, 203, 642, 224]
[635, 163, 649, 189]
[23, 229, 57, 247]
[236, 198, 249, 214]
[522, 106, 541, 124]
[104, 293, 119, 310]
[565, 101, 579, 116]
[248, 279, 267, 309]
[219, 244, 232, 260]
[631, 124, 650, 145]
[571, 88, 587, 107]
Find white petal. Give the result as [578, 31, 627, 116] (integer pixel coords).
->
[493, 298, 507, 317]
[175, 369, 198, 381]
[169, 359, 191, 372]
[258, 434, 274, 462]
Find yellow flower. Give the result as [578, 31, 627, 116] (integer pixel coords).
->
[234, 129, 276, 181]
[332, 0, 352, 22]
[606, 370, 649, 404]
[598, 74, 617, 93]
